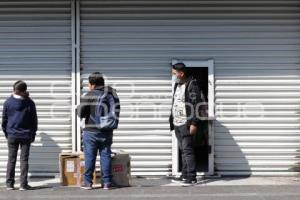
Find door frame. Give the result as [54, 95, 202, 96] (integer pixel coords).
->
[171, 59, 215, 176]
[71, 0, 81, 152]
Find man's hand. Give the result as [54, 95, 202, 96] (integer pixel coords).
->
[189, 125, 198, 135]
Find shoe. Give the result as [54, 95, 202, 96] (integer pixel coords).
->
[19, 185, 33, 191]
[80, 184, 93, 190]
[6, 186, 15, 191]
[103, 183, 114, 190]
[180, 178, 197, 186]
[171, 176, 187, 183]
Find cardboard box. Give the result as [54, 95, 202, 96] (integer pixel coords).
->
[111, 151, 131, 187]
[59, 153, 79, 186]
[59, 151, 130, 187]
[59, 153, 96, 186]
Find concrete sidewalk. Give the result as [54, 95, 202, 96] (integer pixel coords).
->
[1, 176, 300, 200]
[2, 176, 300, 187]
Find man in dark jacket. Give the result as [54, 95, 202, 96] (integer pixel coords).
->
[1, 80, 37, 191]
[169, 63, 207, 186]
[77, 72, 120, 190]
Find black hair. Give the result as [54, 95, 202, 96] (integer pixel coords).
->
[172, 63, 189, 77]
[13, 80, 27, 93]
[88, 72, 105, 86]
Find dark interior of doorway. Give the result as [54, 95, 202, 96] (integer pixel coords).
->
[178, 67, 209, 173]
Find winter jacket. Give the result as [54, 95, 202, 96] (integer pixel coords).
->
[169, 77, 207, 131]
[2, 95, 37, 141]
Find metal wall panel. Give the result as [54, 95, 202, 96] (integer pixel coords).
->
[1, 0, 298, 177]
[80, 0, 174, 176]
[0, 0, 72, 177]
[80, 0, 300, 176]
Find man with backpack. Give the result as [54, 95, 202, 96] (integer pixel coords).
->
[2, 80, 37, 191]
[77, 72, 120, 190]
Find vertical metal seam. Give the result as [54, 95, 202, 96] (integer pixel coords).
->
[71, 0, 77, 152]
[75, 0, 81, 153]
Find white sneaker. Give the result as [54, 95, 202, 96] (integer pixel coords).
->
[180, 179, 197, 187]
[80, 185, 93, 190]
[171, 176, 187, 183]
[6, 187, 15, 191]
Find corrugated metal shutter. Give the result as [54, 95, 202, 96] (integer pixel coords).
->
[0, 0, 72, 177]
[209, 0, 300, 176]
[80, 0, 174, 176]
[80, 0, 300, 176]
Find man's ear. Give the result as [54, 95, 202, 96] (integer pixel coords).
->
[179, 71, 184, 78]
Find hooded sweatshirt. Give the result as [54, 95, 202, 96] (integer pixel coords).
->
[1, 95, 37, 140]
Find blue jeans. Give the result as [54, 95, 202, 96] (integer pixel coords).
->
[83, 131, 113, 185]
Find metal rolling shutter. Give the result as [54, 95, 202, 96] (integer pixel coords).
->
[0, 0, 72, 177]
[80, 0, 300, 176]
[80, 0, 174, 176]
[209, 0, 300, 176]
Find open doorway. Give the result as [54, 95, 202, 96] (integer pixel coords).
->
[171, 59, 215, 176]
[187, 66, 209, 172]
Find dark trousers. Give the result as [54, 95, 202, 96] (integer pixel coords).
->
[6, 138, 31, 188]
[174, 125, 196, 179]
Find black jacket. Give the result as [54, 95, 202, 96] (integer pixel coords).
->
[77, 86, 120, 133]
[169, 77, 207, 131]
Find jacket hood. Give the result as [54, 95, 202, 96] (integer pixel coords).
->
[9, 95, 30, 111]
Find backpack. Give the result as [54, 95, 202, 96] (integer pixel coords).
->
[90, 89, 120, 130]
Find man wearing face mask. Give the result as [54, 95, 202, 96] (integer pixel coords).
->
[169, 63, 207, 186]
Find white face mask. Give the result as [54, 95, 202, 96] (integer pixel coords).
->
[172, 75, 180, 84]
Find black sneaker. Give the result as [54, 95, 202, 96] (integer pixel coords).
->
[19, 185, 34, 191]
[180, 178, 197, 186]
[171, 176, 187, 183]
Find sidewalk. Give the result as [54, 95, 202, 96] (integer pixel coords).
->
[1, 177, 300, 200]
[2, 176, 300, 187]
